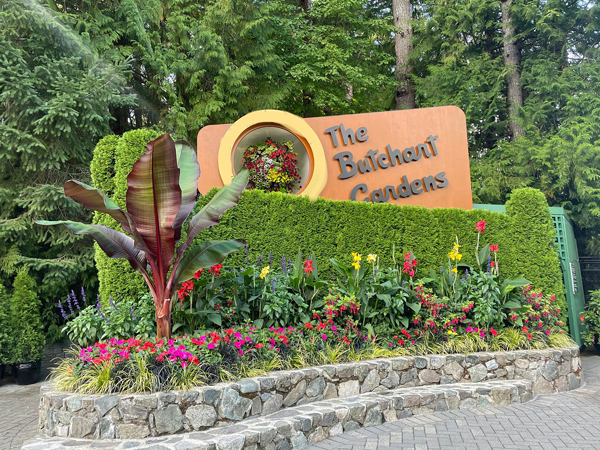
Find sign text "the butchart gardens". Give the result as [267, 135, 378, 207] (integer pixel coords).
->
[326, 123, 447, 203]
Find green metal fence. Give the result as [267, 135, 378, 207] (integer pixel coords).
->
[474, 204, 585, 345]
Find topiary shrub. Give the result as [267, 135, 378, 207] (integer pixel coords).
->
[505, 188, 566, 316]
[91, 129, 162, 302]
[10, 269, 45, 363]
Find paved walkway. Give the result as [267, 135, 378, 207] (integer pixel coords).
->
[307, 350, 600, 450]
[0, 378, 46, 450]
[6, 350, 600, 450]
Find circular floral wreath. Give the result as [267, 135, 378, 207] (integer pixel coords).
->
[242, 138, 302, 193]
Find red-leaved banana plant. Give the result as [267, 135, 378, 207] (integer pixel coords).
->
[36, 134, 249, 338]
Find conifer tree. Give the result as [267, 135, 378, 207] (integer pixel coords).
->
[10, 269, 45, 363]
[0, 0, 131, 338]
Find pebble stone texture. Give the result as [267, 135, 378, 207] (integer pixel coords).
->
[38, 346, 583, 441]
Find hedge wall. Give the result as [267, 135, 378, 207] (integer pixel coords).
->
[90, 129, 162, 303]
[90, 134, 565, 316]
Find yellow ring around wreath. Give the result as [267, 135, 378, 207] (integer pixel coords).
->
[218, 110, 327, 200]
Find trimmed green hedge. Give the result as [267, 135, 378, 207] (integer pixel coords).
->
[91, 134, 565, 317]
[91, 129, 162, 303]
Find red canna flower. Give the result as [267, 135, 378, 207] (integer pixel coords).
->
[209, 264, 222, 276]
[475, 220, 487, 233]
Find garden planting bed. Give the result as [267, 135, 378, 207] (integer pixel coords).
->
[39, 345, 582, 441]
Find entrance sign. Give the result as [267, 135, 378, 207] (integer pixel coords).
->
[197, 106, 472, 209]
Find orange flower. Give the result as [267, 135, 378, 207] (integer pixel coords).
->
[580, 315, 585, 322]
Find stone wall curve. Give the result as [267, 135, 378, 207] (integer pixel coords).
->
[39, 346, 582, 439]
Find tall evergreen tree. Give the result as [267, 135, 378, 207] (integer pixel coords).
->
[0, 0, 131, 339]
[500, 0, 524, 138]
[392, 0, 415, 109]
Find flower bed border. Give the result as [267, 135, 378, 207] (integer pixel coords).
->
[39, 346, 582, 440]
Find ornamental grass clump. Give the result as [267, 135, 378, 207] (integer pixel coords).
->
[37, 134, 249, 338]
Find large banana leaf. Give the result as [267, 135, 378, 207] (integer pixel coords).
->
[34, 220, 147, 269]
[64, 180, 133, 233]
[126, 134, 182, 280]
[179, 169, 249, 256]
[174, 239, 246, 284]
[173, 140, 200, 241]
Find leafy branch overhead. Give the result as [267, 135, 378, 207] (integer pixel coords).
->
[37, 134, 249, 339]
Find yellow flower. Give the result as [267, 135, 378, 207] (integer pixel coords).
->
[352, 252, 362, 262]
[260, 266, 270, 279]
[453, 242, 461, 251]
[447, 329, 457, 336]
[448, 250, 456, 260]
[352, 262, 361, 271]
[455, 253, 462, 261]
[451, 268, 458, 273]
[367, 254, 377, 263]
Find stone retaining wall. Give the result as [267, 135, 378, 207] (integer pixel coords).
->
[39, 346, 582, 440]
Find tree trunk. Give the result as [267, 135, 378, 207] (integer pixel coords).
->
[392, 0, 415, 110]
[299, 0, 311, 10]
[500, 0, 524, 139]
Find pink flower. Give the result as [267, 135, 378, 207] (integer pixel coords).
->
[207, 343, 215, 350]
[322, 334, 327, 340]
[331, 326, 337, 331]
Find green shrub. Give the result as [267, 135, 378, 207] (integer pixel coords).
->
[0, 284, 13, 364]
[62, 294, 156, 348]
[504, 188, 566, 316]
[581, 289, 600, 346]
[90, 129, 162, 302]
[10, 269, 45, 363]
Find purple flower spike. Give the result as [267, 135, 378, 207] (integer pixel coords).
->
[269, 251, 273, 266]
[96, 294, 102, 312]
[130, 306, 137, 321]
[71, 290, 80, 310]
[109, 297, 118, 311]
[58, 300, 68, 320]
[66, 293, 74, 315]
[245, 245, 249, 265]
[282, 255, 287, 275]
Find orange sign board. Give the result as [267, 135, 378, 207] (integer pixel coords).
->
[197, 106, 472, 209]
